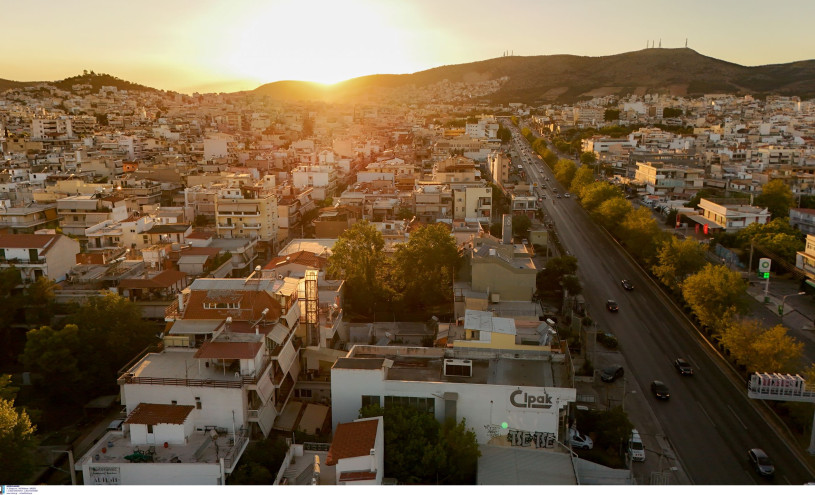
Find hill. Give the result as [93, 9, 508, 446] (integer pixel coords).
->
[0, 72, 161, 94]
[252, 48, 815, 104]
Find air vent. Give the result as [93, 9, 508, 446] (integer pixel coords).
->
[444, 358, 472, 377]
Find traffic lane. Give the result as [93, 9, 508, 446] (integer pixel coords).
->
[552, 195, 794, 482]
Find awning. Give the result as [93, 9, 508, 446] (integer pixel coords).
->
[168, 319, 224, 335]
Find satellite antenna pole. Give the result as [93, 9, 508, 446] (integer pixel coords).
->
[685, 38, 688, 48]
[659, 38, 662, 48]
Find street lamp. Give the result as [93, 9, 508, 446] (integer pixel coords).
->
[781, 292, 806, 320]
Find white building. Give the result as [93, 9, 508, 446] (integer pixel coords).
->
[0, 233, 80, 283]
[330, 345, 576, 446]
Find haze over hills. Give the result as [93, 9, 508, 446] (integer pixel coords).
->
[3, 48, 815, 103]
[252, 48, 815, 104]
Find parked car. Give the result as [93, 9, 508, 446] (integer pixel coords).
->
[674, 358, 694, 376]
[748, 448, 775, 477]
[600, 365, 624, 383]
[621, 279, 634, 291]
[569, 428, 593, 450]
[628, 429, 645, 462]
[606, 299, 619, 312]
[597, 331, 619, 349]
[651, 380, 671, 400]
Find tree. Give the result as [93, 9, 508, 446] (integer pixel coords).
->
[497, 125, 512, 144]
[227, 436, 289, 485]
[721, 319, 804, 373]
[662, 107, 683, 118]
[392, 224, 460, 312]
[0, 397, 37, 483]
[562, 274, 582, 296]
[22, 324, 86, 401]
[604, 109, 620, 121]
[538, 256, 578, 292]
[512, 214, 531, 236]
[682, 264, 747, 331]
[359, 404, 479, 484]
[734, 218, 804, 265]
[554, 159, 577, 189]
[592, 196, 634, 232]
[580, 151, 597, 166]
[327, 221, 386, 316]
[755, 179, 794, 220]
[652, 237, 708, 292]
[571, 166, 595, 197]
[618, 207, 668, 263]
[580, 182, 623, 211]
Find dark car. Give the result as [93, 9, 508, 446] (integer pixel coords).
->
[600, 365, 624, 383]
[606, 300, 619, 312]
[674, 358, 693, 376]
[621, 279, 634, 291]
[651, 380, 670, 399]
[748, 448, 775, 477]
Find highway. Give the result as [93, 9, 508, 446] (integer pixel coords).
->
[506, 121, 815, 484]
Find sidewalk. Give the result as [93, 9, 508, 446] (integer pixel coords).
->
[744, 273, 815, 354]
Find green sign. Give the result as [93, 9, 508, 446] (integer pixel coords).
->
[763, 272, 770, 279]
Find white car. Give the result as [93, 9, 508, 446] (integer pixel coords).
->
[569, 428, 593, 450]
[564, 193, 571, 198]
[628, 429, 645, 462]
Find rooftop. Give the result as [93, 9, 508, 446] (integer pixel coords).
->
[334, 345, 559, 388]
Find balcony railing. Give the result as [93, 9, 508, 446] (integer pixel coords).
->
[117, 374, 254, 389]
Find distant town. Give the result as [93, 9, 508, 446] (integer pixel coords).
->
[2, 76, 815, 486]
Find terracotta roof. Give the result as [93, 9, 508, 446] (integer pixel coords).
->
[326, 418, 379, 466]
[118, 269, 186, 289]
[125, 403, 194, 425]
[182, 289, 282, 321]
[338, 471, 377, 482]
[186, 231, 214, 240]
[194, 341, 263, 360]
[263, 250, 326, 271]
[0, 233, 59, 250]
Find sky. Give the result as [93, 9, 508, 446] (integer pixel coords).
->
[4, 0, 815, 94]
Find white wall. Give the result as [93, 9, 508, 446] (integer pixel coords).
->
[82, 461, 222, 485]
[331, 367, 575, 445]
[122, 384, 246, 433]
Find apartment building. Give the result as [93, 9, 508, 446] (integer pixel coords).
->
[452, 186, 492, 223]
[634, 161, 705, 199]
[697, 198, 770, 232]
[0, 204, 60, 234]
[214, 178, 279, 250]
[487, 150, 511, 188]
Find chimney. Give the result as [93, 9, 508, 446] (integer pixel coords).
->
[177, 293, 185, 313]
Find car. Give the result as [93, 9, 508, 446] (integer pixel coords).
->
[600, 365, 624, 383]
[564, 193, 571, 198]
[628, 430, 646, 462]
[674, 358, 693, 376]
[651, 380, 670, 399]
[569, 428, 593, 450]
[606, 299, 619, 312]
[621, 279, 634, 291]
[748, 448, 775, 477]
[556, 194, 562, 199]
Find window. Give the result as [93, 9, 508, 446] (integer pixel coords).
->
[147, 424, 154, 434]
[384, 395, 434, 414]
[195, 397, 202, 409]
[361, 395, 380, 409]
[295, 389, 313, 399]
[171, 400, 177, 406]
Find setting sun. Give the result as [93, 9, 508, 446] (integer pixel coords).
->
[214, 0, 420, 86]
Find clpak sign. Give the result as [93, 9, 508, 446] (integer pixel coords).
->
[510, 389, 553, 409]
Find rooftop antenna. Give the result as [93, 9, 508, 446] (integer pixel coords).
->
[659, 38, 662, 48]
[685, 38, 688, 48]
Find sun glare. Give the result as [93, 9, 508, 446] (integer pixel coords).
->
[217, 0, 418, 86]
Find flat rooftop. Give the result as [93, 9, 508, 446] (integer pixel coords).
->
[336, 346, 560, 388]
[78, 429, 244, 469]
[126, 349, 249, 383]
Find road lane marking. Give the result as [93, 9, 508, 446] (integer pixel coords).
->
[782, 475, 791, 484]
[744, 470, 757, 484]
[727, 405, 748, 430]
[697, 401, 716, 427]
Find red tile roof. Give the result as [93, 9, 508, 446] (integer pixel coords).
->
[0, 233, 59, 250]
[326, 418, 379, 466]
[187, 231, 214, 240]
[263, 250, 326, 271]
[125, 403, 194, 425]
[194, 341, 263, 360]
[119, 269, 186, 289]
[182, 290, 282, 321]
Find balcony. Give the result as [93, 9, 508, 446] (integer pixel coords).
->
[217, 224, 236, 230]
[243, 223, 261, 229]
[0, 257, 46, 266]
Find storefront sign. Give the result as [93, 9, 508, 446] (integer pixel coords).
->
[88, 465, 121, 485]
[510, 389, 553, 409]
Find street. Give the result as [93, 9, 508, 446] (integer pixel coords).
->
[507, 121, 815, 484]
